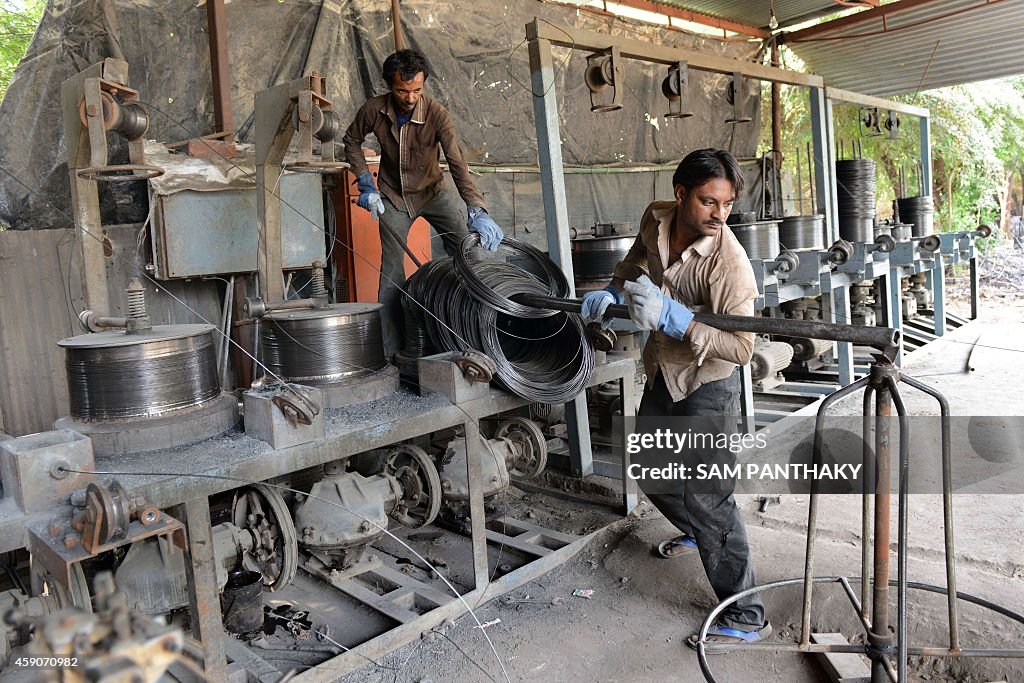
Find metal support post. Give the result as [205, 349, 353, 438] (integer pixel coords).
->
[463, 419, 490, 590]
[809, 87, 837, 241]
[528, 34, 594, 478]
[920, 114, 932, 199]
[739, 363, 755, 435]
[181, 498, 228, 679]
[619, 375, 638, 514]
[868, 375, 894, 683]
[969, 256, 980, 320]
[931, 259, 946, 336]
[888, 271, 903, 366]
[831, 286, 855, 386]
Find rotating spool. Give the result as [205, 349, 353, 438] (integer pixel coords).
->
[571, 234, 634, 292]
[896, 195, 934, 237]
[730, 221, 781, 260]
[779, 215, 825, 251]
[835, 159, 877, 243]
[260, 304, 387, 384]
[55, 324, 238, 456]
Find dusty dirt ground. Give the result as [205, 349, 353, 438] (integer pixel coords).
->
[336, 276, 1024, 683]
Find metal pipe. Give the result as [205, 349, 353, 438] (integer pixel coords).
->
[206, 0, 234, 134]
[861, 383, 875, 621]
[838, 577, 899, 683]
[887, 376, 911, 682]
[900, 373, 959, 651]
[392, 0, 405, 51]
[511, 293, 901, 350]
[801, 376, 871, 648]
[870, 376, 893, 683]
[220, 275, 235, 389]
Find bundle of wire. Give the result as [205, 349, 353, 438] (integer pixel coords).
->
[403, 235, 595, 404]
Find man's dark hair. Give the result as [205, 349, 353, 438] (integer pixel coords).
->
[382, 50, 432, 85]
[672, 149, 744, 194]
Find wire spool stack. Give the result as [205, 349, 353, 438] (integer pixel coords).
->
[405, 235, 595, 404]
[779, 215, 825, 251]
[896, 195, 934, 237]
[55, 325, 239, 456]
[260, 303, 397, 409]
[835, 159, 877, 243]
[730, 221, 781, 260]
[571, 234, 634, 294]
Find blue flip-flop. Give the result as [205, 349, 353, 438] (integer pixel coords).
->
[687, 621, 773, 653]
[656, 534, 698, 558]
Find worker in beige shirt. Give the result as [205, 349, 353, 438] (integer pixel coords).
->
[581, 149, 769, 650]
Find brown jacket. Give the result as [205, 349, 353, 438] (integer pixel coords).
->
[342, 93, 486, 216]
[614, 201, 759, 402]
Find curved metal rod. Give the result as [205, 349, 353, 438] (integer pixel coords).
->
[697, 576, 1024, 683]
[838, 576, 898, 683]
[802, 375, 872, 647]
[886, 375, 911, 683]
[899, 372, 959, 650]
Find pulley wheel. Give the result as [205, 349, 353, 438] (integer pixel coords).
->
[384, 444, 442, 528]
[33, 563, 91, 613]
[231, 484, 298, 591]
[496, 417, 548, 478]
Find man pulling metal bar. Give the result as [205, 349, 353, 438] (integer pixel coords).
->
[342, 49, 505, 359]
[581, 149, 771, 650]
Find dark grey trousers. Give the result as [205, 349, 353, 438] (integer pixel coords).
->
[377, 188, 468, 359]
[638, 370, 766, 630]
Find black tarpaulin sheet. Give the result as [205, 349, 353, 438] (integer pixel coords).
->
[0, 0, 762, 230]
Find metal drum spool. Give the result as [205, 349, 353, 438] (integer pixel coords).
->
[731, 221, 780, 260]
[891, 222, 913, 242]
[571, 235, 633, 291]
[261, 303, 387, 384]
[60, 325, 221, 420]
[897, 195, 934, 237]
[56, 324, 239, 456]
[751, 340, 795, 381]
[779, 215, 825, 251]
[836, 159, 876, 243]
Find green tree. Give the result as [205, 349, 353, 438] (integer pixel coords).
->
[0, 1, 46, 101]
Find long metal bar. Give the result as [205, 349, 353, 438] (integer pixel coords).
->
[206, 0, 233, 134]
[832, 285, 855, 385]
[861, 384, 875, 620]
[969, 256, 980, 320]
[825, 87, 931, 119]
[932, 257, 947, 336]
[512, 293, 901, 349]
[182, 498, 228, 679]
[463, 418, 490, 591]
[809, 87, 838, 241]
[870, 377, 893, 683]
[526, 19, 823, 88]
[528, 35, 594, 478]
[900, 374, 959, 651]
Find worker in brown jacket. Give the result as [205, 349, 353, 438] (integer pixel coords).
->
[342, 49, 503, 359]
[582, 149, 770, 651]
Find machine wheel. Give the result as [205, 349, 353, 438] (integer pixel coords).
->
[384, 444, 442, 528]
[231, 484, 298, 591]
[496, 417, 548, 478]
[33, 562, 91, 613]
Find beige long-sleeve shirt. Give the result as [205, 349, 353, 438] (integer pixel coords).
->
[613, 200, 760, 402]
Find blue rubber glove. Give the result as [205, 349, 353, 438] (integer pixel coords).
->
[580, 285, 624, 330]
[356, 171, 385, 221]
[623, 275, 694, 339]
[467, 207, 504, 251]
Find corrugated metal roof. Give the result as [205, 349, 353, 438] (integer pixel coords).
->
[656, 0, 846, 30]
[788, 0, 1024, 96]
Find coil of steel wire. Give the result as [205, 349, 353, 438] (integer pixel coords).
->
[835, 159, 877, 243]
[730, 222, 780, 260]
[60, 325, 221, 420]
[896, 195, 934, 237]
[260, 304, 387, 384]
[405, 236, 594, 404]
[779, 215, 825, 250]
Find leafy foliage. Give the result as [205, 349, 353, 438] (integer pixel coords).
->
[0, 0, 46, 101]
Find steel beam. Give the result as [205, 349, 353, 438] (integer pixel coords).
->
[528, 35, 595, 478]
[182, 498, 228, 680]
[205, 0, 234, 134]
[826, 87, 930, 119]
[809, 87, 838, 241]
[526, 19, 823, 87]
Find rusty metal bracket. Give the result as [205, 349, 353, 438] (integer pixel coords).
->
[271, 385, 321, 427]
